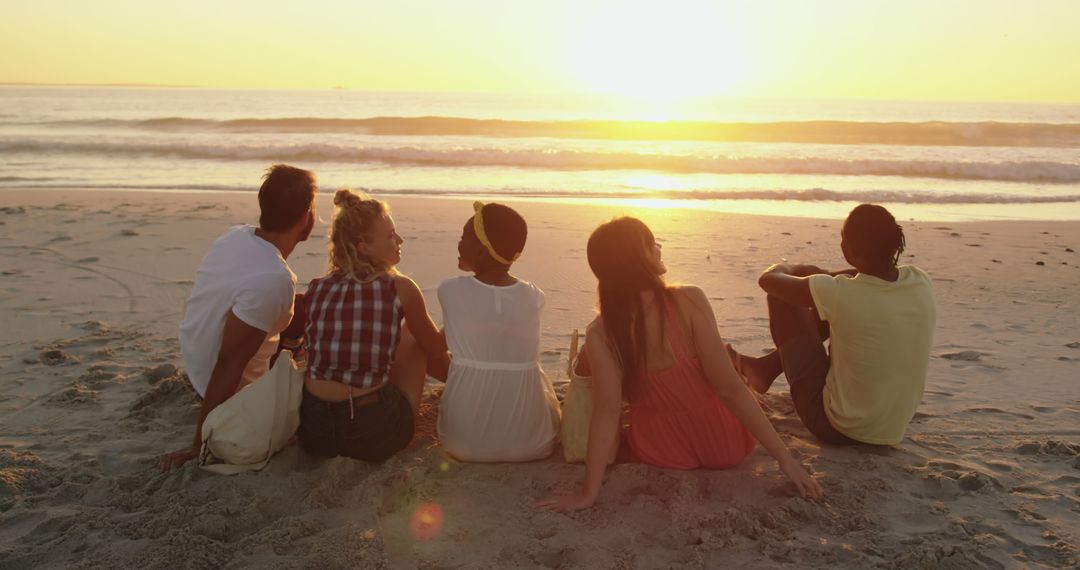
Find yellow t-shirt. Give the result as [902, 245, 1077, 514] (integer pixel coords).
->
[808, 266, 935, 444]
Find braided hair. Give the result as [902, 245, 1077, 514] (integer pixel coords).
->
[844, 204, 906, 265]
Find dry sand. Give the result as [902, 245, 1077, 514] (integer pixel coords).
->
[0, 189, 1078, 569]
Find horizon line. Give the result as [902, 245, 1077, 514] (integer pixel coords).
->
[1, 82, 1079, 106]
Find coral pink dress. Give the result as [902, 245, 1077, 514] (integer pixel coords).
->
[626, 301, 757, 469]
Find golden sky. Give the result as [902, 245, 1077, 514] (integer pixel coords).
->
[2, 0, 1078, 102]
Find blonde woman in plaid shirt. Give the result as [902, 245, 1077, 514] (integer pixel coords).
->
[298, 189, 446, 461]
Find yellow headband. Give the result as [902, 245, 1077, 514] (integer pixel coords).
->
[473, 201, 519, 265]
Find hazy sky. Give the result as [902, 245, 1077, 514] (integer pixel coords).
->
[2, 0, 1078, 102]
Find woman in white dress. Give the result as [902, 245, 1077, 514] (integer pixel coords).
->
[437, 202, 560, 462]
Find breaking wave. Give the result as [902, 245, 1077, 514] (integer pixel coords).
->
[39, 116, 1080, 147]
[5, 139, 1080, 183]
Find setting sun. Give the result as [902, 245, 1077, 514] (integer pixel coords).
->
[567, 1, 752, 102]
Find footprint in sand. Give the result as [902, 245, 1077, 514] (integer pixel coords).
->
[966, 407, 1035, 420]
[915, 460, 1003, 497]
[1014, 440, 1080, 457]
[145, 363, 178, 383]
[79, 369, 120, 386]
[47, 383, 100, 405]
[939, 350, 986, 361]
[984, 460, 1017, 472]
[924, 389, 955, 397]
[39, 348, 78, 366]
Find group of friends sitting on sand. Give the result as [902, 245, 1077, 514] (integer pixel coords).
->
[160, 164, 936, 510]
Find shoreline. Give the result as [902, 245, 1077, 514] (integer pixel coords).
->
[4, 186, 1080, 223]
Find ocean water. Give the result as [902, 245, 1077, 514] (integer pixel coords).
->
[2, 86, 1079, 220]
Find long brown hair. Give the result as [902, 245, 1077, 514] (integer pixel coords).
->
[586, 217, 670, 398]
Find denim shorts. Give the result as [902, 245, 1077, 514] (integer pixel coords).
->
[779, 335, 859, 446]
[298, 383, 415, 462]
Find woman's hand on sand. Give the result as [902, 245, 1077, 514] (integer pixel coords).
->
[537, 488, 596, 512]
[778, 456, 824, 499]
[159, 446, 199, 472]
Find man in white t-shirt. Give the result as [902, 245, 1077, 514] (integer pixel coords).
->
[160, 164, 317, 471]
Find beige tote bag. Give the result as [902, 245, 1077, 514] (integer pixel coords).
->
[199, 351, 304, 475]
[560, 329, 618, 464]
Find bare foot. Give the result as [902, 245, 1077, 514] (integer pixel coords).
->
[728, 345, 781, 394]
[726, 344, 750, 385]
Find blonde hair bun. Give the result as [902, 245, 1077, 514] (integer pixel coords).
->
[333, 188, 355, 207]
[327, 188, 391, 281]
[334, 188, 378, 210]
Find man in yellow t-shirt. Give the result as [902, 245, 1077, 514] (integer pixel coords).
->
[730, 204, 935, 445]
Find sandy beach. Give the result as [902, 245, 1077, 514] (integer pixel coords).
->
[1, 188, 1078, 569]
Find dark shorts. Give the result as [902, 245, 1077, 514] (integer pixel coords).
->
[298, 383, 415, 462]
[779, 335, 859, 445]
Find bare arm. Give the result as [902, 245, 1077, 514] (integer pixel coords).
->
[395, 275, 448, 357]
[538, 324, 622, 511]
[758, 263, 818, 309]
[681, 287, 823, 499]
[160, 311, 267, 472]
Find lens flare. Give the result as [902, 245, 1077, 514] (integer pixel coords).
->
[409, 502, 444, 541]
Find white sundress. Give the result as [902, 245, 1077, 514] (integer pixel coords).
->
[436, 276, 560, 462]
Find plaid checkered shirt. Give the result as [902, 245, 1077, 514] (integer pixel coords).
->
[303, 271, 404, 390]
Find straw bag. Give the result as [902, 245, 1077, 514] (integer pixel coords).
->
[560, 329, 618, 464]
[198, 350, 304, 475]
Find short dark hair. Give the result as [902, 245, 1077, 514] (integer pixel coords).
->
[479, 203, 527, 262]
[844, 204, 906, 264]
[258, 164, 317, 232]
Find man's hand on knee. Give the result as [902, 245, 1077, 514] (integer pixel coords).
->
[789, 264, 825, 277]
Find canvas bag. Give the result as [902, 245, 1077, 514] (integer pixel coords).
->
[199, 350, 304, 475]
[560, 329, 618, 464]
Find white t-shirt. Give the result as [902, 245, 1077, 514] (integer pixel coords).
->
[179, 225, 296, 397]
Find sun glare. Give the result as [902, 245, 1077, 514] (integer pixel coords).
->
[567, 1, 752, 103]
